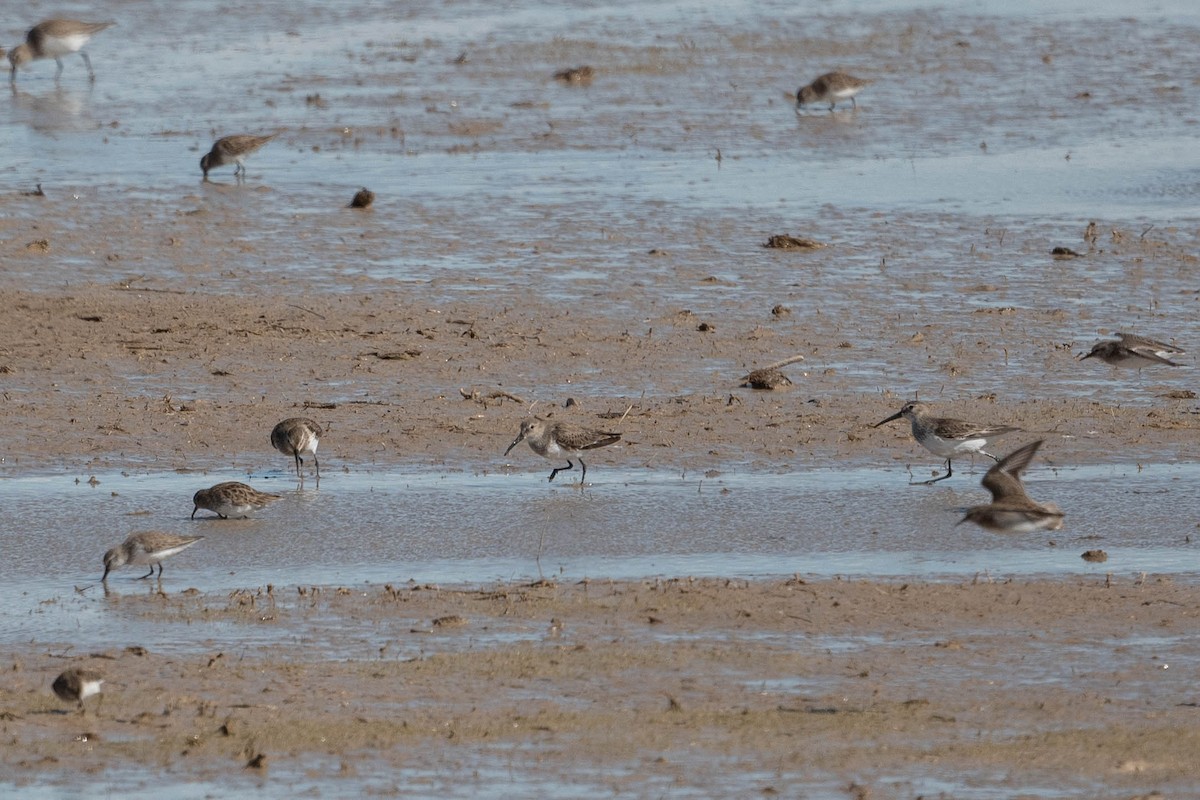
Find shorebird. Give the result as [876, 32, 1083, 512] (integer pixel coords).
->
[200, 133, 277, 181]
[505, 417, 621, 484]
[101, 531, 203, 582]
[959, 440, 1064, 533]
[9, 19, 115, 83]
[52, 668, 104, 712]
[796, 71, 869, 111]
[1079, 332, 1185, 370]
[874, 401, 1020, 485]
[192, 482, 283, 519]
[271, 417, 322, 479]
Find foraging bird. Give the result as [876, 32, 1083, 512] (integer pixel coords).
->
[1079, 332, 1184, 370]
[505, 417, 621, 484]
[101, 531, 203, 582]
[958, 440, 1065, 533]
[192, 482, 283, 519]
[874, 401, 1020, 485]
[796, 71, 869, 111]
[271, 417, 322, 479]
[200, 133, 277, 181]
[52, 668, 104, 712]
[9, 19, 115, 83]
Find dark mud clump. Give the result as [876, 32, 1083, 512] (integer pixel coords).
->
[554, 65, 594, 83]
[763, 234, 826, 250]
[742, 367, 792, 390]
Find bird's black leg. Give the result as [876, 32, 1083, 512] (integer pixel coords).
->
[579, 458, 588, 485]
[916, 458, 953, 485]
[548, 461, 574, 482]
[294, 453, 303, 477]
[55, 58, 65, 79]
[138, 566, 154, 580]
[313, 454, 320, 479]
[81, 52, 95, 81]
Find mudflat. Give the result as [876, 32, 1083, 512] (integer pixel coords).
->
[6, 576, 1198, 796]
[4, 0, 1200, 795]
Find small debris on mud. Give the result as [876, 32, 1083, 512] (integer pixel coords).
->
[1081, 549, 1108, 563]
[554, 65, 594, 82]
[742, 367, 792, 390]
[1051, 246, 1081, 258]
[741, 355, 805, 389]
[763, 234, 826, 250]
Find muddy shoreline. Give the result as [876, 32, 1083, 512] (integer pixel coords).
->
[4, 576, 1197, 796]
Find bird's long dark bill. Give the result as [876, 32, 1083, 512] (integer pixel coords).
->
[190, 506, 199, 519]
[504, 435, 525, 455]
[873, 410, 904, 428]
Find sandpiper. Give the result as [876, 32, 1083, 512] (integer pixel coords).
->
[101, 531, 203, 582]
[1079, 332, 1184, 369]
[9, 19, 115, 83]
[959, 440, 1064, 533]
[796, 71, 868, 111]
[52, 668, 104, 712]
[200, 133, 277, 181]
[874, 401, 1020, 484]
[271, 417, 322, 479]
[505, 417, 621, 484]
[192, 482, 283, 519]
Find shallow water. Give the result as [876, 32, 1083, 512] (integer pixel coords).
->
[4, 461, 1198, 654]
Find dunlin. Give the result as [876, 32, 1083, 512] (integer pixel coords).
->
[1079, 332, 1184, 369]
[52, 668, 104, 712]
[505, 417, 621, 484]
[200, 133, 277, 181]
[192, 481, 283, 519]
[796, 71, 868, 111]
[9, 19, 115, 83]
[874, 401, 1020, 485]
[271, 417, 322, 479]
[959, 440, 1064, 533]
[101, 531, 203, 582]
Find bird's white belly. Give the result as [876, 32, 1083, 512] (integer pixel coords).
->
[42, 34, 89, 56]
[78, 678, 104, 700]
[925, 434, 986, 457]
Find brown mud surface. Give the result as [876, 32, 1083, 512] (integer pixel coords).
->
[1, 285, 1196, 476]
[4, 577, 1198, 796]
